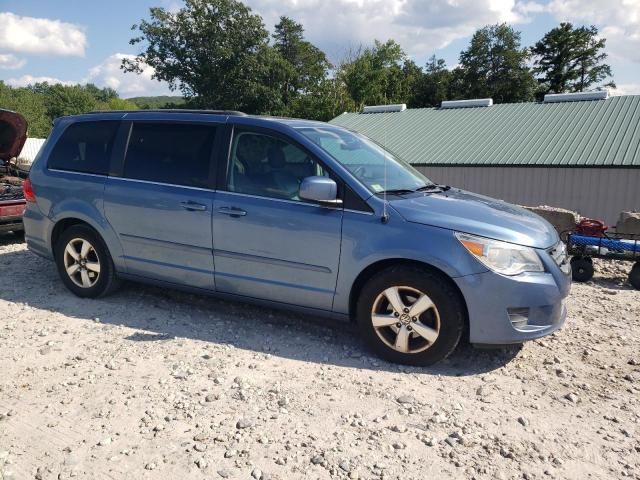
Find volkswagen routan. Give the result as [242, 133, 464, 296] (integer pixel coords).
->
[15, 110, 571, 365]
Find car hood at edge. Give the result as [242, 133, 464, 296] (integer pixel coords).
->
[390, 188, 558, 249]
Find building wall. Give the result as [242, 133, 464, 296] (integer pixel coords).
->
[416, 166, 640, 226]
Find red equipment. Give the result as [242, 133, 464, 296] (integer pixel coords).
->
[575, 218, 608, 237]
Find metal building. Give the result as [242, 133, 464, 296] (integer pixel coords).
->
[330, 93, 640, 225]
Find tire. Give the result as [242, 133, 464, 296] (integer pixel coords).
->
[629, 262, 640, 290]
[356, 265, 465, 366]
[571, 256, 594, 282]
[54, 224, 120, 298]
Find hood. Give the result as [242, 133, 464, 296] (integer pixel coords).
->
[0, 109, 28, 161]
[391, 188, 558, 249]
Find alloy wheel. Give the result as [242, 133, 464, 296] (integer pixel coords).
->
[371, 286, 440, 354]
[63, 238, 101, 288]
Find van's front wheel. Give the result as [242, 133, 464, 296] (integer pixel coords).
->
[356, 266, 465, 366]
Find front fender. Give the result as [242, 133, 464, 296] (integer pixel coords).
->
[332, 207, 487, 315]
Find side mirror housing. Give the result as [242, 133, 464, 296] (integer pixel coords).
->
[299, 176, 342, 206]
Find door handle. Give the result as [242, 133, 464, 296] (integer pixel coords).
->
[217, 206, 247, 217]
[180, 201, 207, 211]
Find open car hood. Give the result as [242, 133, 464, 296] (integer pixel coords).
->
[0, 109, 28, 161]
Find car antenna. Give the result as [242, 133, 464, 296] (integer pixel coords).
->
[381, 104, 389, 224]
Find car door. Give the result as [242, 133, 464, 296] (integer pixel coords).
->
[212, 127, 343, 311]
[103, 120, 219, 290]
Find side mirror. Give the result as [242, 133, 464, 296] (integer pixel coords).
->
[299, 176, 342, 206]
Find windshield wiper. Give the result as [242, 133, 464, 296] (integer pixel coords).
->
[416, 183, 451, 192]
[376, 188, 416, 196]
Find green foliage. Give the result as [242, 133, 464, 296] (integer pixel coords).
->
[338, 40, 419, 110]
[409, 56, 452, 108]
[128, 96, 186, 109]
[273, 16, 331, 101]
[123, 1, 616, 116]
[0, 81, 50, 138]
[532, 22, 615, 96]
[289, 79, 356, 121]
[454, 23, 537, 103]
[124, 0, 271, 110]
[0, 82, 138, 137]
[1, 0, 618, 140]
[31, 83, 100, 119]
[100, 97, 140, 111]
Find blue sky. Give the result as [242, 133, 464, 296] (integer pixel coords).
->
[1, 0, 638, 98]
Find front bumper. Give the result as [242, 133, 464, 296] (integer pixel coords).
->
[455, 259, 571, 345]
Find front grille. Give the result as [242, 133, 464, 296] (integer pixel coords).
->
[548, 241, 570, 274]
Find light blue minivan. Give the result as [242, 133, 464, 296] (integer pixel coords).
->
[17, 110, 571, 365]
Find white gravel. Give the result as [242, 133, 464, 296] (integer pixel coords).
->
[0, 235, 639, 480]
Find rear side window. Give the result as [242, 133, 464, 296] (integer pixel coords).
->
[48, 121, 119, 175]
[123, 123, 217, 188]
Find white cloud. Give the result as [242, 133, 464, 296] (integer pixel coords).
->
[547, 0, 640, 63]
[244, 0, 532, 58]
[0, 53, 25, 70]
[6, 74, 74, 87]
[611, 83, 640, 96]
[84, 53, 172, 98]
[159, 0, 184, 13]
[0, 12, 86, 56]
[4, 54, 172, 98]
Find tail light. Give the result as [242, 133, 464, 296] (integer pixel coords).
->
[23, 177, 36, 202]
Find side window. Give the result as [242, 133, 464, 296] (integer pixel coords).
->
[226, 131, 326, 201]
[48, 121, 119, 175]
[123, 123, 217, 188]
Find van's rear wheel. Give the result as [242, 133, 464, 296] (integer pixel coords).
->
[55, 224, 119, 298]
[356, 266, 465, 366]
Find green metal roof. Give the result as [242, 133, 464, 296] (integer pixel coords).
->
[329, 95, 640, 167]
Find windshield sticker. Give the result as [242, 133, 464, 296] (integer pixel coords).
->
[371, 184, 384, 192]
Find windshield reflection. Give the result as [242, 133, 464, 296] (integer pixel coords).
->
[297, 126, 432, 194]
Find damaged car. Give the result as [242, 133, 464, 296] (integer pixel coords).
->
[0, 109, 29, 235]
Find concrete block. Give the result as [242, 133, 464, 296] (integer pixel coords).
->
[616, 211, 640, 235]
[522, 205, 581, 235]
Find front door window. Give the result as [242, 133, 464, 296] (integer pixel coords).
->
[226, 131, 326, 201]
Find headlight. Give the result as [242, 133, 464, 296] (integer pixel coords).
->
[455, 232, 544, 276]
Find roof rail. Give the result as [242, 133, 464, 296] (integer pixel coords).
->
[362, 104, 407, 114]
[441, 98, 493, 109]
[543, 91, 609, 103]
[85, 109, 247, 116]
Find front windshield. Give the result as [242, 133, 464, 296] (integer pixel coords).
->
[297, 126, 432, 194]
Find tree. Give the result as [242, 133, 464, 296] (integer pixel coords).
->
[532, 22, 615, 95]
[290, 78, 356, 121]
[456, 23, 536, 103]
[0, 82, 139, 137]
[0, 82, 50, 138]
[410, 56, 452, 108]
[34, 83, 100, 120]
[84, 84, 119, 103]
[338, 40, 418, 110]
[272, 16, 330, 102]
[123, 0, 271, 110]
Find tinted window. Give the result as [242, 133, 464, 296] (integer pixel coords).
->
[123, 123, 217, 188]
[48, 121, 119, 175]
[226, 131, 326, 201]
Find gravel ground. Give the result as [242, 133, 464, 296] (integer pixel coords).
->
[0, 234, 639, 480]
